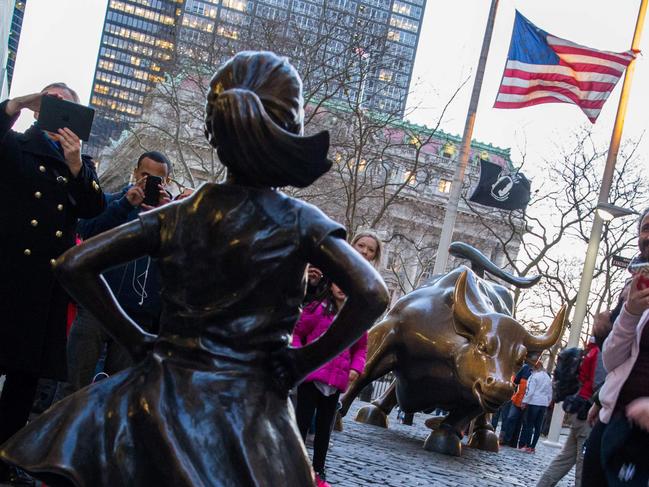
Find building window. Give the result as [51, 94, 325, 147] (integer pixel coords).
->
[358, 158, 367, 172]
[378, 69, 392, 82]
[181, 13, 215, 32]
[216, 25, 239, 39]
[474, 150, 489, 165]
[441, 142, 456, 159]
[222, 0, 248, 11]
[438, 179, 452, 193]
[387, 30, 400, 42]
[389, 14, 418, 33]
[403, 170, 416, 186]
[220, 8, 249, 25]
[94, 83, 110, 95]
[408, 136, 422, 149]
[186, 0, 218, 17]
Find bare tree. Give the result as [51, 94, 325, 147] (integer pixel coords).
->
[294, 76, 469, 236]
[466, 129, 649, 350]
[382, 232, 437, 294]
[98, 8, 526, 309]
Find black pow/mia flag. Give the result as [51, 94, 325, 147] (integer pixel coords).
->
[469, 160, 531, 211]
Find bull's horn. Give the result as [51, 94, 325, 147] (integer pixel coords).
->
[453, 271, 482, 336]
[524, 304, 567, 351]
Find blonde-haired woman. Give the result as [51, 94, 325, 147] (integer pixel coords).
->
[351, 230, 383, 269]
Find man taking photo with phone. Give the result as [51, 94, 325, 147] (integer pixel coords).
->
[0, 83, 105, 484]
[61, 151, 172, 398]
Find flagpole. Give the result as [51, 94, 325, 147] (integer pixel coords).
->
[433, 0, 499, 275]
[545, 0, 648, 446]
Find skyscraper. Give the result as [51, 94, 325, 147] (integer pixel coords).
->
[88, 0, 426, 154]
[88, 0, 181, 154]
[177, 0, 424, 115]
[1, 0, 26, 99]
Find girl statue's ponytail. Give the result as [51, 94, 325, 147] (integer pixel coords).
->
[205, 52, 331, 188]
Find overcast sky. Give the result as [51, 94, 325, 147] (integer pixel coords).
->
[9, 0, 649, 181]
[407, 1, 649, 183]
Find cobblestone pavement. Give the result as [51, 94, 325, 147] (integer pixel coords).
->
[318, 400, 575, 487]
[0, 399, 575, 487]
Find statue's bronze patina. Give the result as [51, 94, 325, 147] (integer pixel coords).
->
[0, 51, 389, 486]
[340, 243, 565, 457]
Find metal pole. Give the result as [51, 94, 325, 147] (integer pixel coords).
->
[432, 0, 499, 275]
[545, 0, 647, 445]
[568, 0, 646, 347]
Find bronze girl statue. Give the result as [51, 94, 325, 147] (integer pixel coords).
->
[0, 51, 389, 487]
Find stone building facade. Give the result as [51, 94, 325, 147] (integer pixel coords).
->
[97, 82, 525, 302]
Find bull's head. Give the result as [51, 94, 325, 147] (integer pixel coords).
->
[452, 271, 566, 412]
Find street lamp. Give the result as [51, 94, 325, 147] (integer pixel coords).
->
[596, 202, 639, 221]
[544, 202, 638, 447]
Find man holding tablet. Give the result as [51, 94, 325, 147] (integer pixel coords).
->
[0, 82, 104, 484]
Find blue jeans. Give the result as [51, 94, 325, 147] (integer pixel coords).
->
[502, 404, 523, 445]
[519, 404, 546, 448]
[492, 400, 511, 430]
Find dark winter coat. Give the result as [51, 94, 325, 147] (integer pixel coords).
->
[0, 100, 105, 380]
[77, 187, 162, 328]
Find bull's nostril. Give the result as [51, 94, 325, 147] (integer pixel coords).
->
[486, 377, 494, 385]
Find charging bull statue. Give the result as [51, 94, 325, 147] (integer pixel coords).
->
[339, 242, 566, 457]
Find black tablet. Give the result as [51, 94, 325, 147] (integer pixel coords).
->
[37, 95, 95, 141]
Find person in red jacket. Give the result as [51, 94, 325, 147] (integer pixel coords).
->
[293, 283, 368, 486]
[578, 340, 600, 400]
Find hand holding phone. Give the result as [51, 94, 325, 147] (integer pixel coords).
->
[637, 274, 649, 291]
[629, 262, 649, 291]
[625, 269, 649, 316]
[143, 175, 163, 207]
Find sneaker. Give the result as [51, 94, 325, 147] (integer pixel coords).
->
[315, 474, 331, 487]
[527, 447, 536, 454]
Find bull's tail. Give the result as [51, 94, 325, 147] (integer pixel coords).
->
[448, 242, 540, 288]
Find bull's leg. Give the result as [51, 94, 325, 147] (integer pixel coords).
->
[339, 322, 395, 418]
[466, 412, 499, 452]
[423, 406, 481, 457]
[354, 380, 398, 428]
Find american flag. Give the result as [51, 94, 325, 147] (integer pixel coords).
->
[494, 11, 636, 123]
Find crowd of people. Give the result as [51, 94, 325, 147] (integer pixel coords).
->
[0, 67, 648, 487]
[491, 210, 649, 487]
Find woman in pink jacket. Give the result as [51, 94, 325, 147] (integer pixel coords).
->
[581, 269, 649, 487]
[293, 283, 368, 485]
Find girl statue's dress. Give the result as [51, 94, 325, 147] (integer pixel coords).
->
[0, 52, 388, 487]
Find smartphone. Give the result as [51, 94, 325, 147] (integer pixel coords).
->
[37, 95, 95, 141]
[143, 176, 163, 207]
[629, 262, 649, 291]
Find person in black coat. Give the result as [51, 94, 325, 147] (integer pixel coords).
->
[0, 83, 105, 482]
[62, 151, 172, 396]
